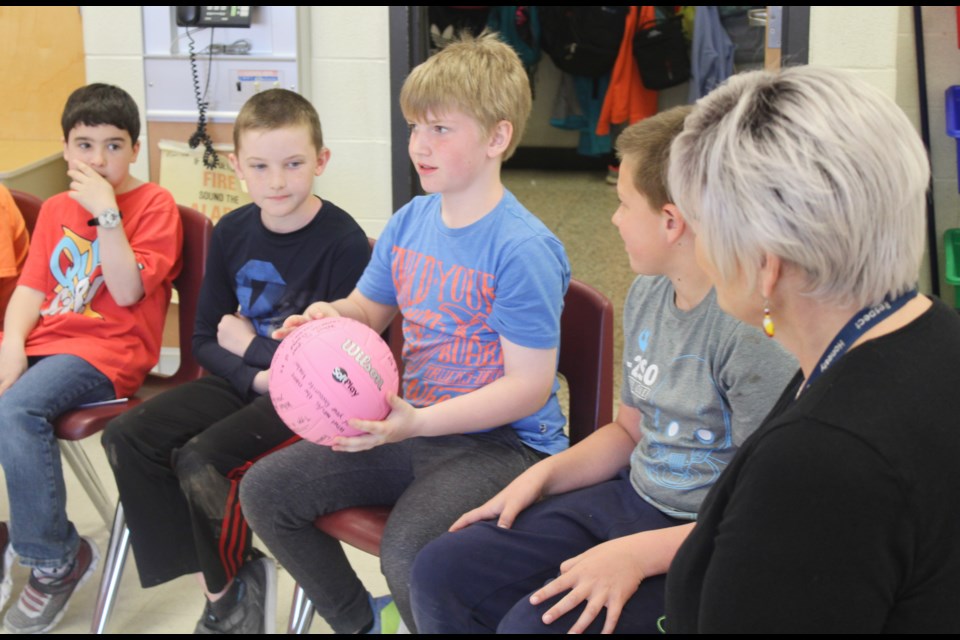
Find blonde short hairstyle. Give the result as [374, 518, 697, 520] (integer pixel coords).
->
[616, 105, 693, 209]
[233, 89, 323, 153]
[400, 31, 532, 160]
[668, 66, 930, 308]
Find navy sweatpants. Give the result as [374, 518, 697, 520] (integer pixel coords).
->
[410, 469, 683, 634]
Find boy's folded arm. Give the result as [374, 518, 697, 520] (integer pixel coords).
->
[189, 230, 266, 395]
[218, 313, 279, 370]
[97, 225, 145, 306]
[242, 334, 279, 369]
[216, 312, 257, 358]
[98, 191, 181, 308]
[193, 308, 261, 395]
[194, 336, 260, 395]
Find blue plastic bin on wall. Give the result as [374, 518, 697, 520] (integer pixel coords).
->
[946, 86, 960, 190]
[945, 87, 960, 306]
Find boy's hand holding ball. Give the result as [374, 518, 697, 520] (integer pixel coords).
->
[272, 301, 340, 340]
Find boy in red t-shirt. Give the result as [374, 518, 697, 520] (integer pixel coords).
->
[0, 83, 182, 634]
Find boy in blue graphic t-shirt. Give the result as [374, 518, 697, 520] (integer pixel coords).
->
[240, 32, 571, 634]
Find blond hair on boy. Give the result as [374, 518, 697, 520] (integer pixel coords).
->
[400, 31, 531, 160]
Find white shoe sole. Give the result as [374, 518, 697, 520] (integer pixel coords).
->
[262, 557, 277, 635]
[1, 543, 15, 612]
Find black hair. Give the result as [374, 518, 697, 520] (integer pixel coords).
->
[61, 83, 140, 142]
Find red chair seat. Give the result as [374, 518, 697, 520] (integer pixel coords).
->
[315, 506, 392, 557]
[54, 376, 189, 441]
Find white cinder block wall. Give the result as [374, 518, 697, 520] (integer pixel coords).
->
[308, 6, 393, 239]
[80, 6, 395, 240]
[80, 6, 151, 184]
[808, 6, 960, 300]
[809, 6, 899, 94]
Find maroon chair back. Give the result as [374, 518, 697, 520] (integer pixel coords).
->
[9, 189, 43, 236]
[54, 205, 213, 441]
[559, 278, 615, 440]
[160, 205, 213, 387]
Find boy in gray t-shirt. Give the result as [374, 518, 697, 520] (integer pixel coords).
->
[408, 105, 798, 635]
[623, 276, 792, 519]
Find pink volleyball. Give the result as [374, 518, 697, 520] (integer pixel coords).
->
[270, 317, 399, 446]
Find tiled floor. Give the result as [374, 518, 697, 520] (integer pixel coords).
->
[0, 168, 627, 634]
[0, 434, 390, 634]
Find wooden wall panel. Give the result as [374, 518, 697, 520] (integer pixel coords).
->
[0, 6, 86, 141]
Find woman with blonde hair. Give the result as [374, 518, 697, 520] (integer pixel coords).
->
[664, 66, 960, 633]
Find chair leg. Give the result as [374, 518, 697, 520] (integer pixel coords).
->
[287, 584, 315, 634]
[58, 440, 114, 525]
[90, 502, 131, 634]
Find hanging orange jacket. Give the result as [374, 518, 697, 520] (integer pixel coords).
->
[596, 5, 659, 135]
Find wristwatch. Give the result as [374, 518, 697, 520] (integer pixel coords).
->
[87, 208, 123, 229]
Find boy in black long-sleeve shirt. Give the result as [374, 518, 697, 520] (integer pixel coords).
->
[101, 89, 369, 634]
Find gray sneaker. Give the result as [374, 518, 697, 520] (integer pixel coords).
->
[194, 556, 277, 634]
[3, 536, 99, 634]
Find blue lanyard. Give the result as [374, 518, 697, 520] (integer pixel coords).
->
[801, 289, 917, 395]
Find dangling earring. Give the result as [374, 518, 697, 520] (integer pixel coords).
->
[762, 301, 775, 338]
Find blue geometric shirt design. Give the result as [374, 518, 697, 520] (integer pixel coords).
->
[235, 259, 287, 337]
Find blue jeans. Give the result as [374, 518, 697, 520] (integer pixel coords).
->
[0, 354, 114, 567]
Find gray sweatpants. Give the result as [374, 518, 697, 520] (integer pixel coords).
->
[239, 426, 545, 633]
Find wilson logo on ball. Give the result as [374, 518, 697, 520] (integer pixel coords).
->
[342, 339, 386, 390]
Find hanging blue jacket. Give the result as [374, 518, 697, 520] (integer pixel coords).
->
[688, 6, 735, 102]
